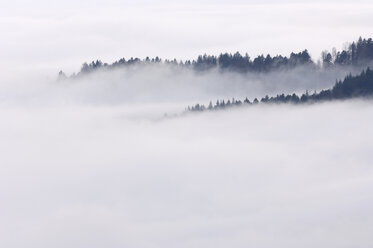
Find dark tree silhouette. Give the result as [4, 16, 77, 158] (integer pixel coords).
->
[61, 37, 373, 84]
[187, 68, 373, 112]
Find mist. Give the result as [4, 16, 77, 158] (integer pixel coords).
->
[4, 61, 373, 109]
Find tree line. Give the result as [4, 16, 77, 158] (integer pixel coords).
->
[187, 67, 373, 112]
[59, 37, 373, 78]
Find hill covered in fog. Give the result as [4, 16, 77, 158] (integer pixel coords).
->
[54, 37, 373, 108]
[60, 37, 373, 79]
[188, 68, 373, 112]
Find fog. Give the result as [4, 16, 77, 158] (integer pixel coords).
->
[1, 66, 373, 247]
[4, 62, 373, 108]
[1, 99, 373, 248]
[68, 63, 371, 105]
[1, 0, 373, 246]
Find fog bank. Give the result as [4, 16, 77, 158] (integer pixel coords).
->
[1, 99, 373, 247]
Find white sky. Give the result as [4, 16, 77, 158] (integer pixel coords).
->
[0, 0, 372, 76]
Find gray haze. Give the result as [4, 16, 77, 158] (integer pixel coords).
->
[3, 63, 370, 107]
[58, 63, 373, 105]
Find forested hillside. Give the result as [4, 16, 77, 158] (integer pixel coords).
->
[59, 37, 373, 78]
[188, 67, 373, 112]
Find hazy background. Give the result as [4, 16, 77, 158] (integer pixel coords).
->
[1, 1, 373, 247]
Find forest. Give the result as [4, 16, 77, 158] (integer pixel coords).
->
[187, 67, 373, 112]
[59, 37, 373, 78]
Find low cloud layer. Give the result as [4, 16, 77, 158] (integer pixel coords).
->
[1, 98, 373, 248]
